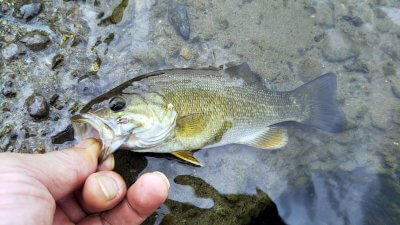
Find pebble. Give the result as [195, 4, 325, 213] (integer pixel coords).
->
[49, 94, 66, 110]
[391, 83, 400, 99]
[20, 32, 50, 51]
[25, 93, 49, 119]
[383, 62, 396, 76]
[391, 107, 400, 125]
[341, 15, 363, 27]
[322, 30, 359, 62]
[298, 57, 322, 81]
[370, 111, 388, 130]
[1, 44, 19, 60]
[20, 3, 42, 20]
[1, 80, 17, 97]
[343, 59, 369, 73]
[168, 4, 190, 40]
[313, 1, 334, 28]
[51, 54, 64, 70]
[180, 47, 192, 60]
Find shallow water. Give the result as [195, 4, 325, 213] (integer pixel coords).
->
[1, 0, 400, 224]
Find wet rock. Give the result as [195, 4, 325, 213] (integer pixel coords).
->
[344, 59, 369, 73]
[322, 30, 359, 62]
[1, 102, 10, 112]
[1, 80, 17, 97]
[51, 125, 74, 144]
[313, 1, 334, 28]
[49, 94, 66, 110]
[51, 54, 64, 70]
[133, 48, 165, 67]
[381, 44, 400, 62]
[1, 43, 19, 60]
[341, 15, 363, 27]
[25, 93, 49, 120]
[391, 107, 400, 125]
[20, 32, 50, 51]
[383, 62, 397, 76]
[20, 3, 43, 21]
[168, 4, 190, 40]
[179, 47, 192, 60]
[391, 83, 400, 99]
[298, 57, 323, 81]
[370, 111, 388, 130]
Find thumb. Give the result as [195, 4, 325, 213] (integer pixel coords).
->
[24, 139, 102, 200]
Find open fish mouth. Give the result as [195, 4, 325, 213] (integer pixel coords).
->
[71, 114, 116, 161]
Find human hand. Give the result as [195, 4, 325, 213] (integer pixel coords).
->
[0, 139, 169, 225]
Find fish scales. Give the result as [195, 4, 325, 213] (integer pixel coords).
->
[70, 63, 346, 165]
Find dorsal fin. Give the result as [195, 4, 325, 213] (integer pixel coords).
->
[242, 126, 288, 149]
[224, 63, 265, 87]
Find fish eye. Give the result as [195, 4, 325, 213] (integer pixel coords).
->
[109, 97, 126, 112]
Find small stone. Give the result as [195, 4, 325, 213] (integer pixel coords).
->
[313, 1, 334, 28]
[179, 47, 192, 60]
[19, 3, 43, 21]
[51, 54, 64, 70]
[298, 57, 322, 81]
[1, 80, 17, 97]
[370, 111, 388, 130]
[25, 94, 49, 119]
[1, 102, 10, 112]
[341, 15, 363, 27]
[322, 30, 359, 62]
[343, 59, 369, 73]
[391, 84, 400, 99]
[391, 107, 400, 125]
[168, 4, 190, 40]
[1, 44, 18, 60]
[20, 32, 50, 51]
[383, 62, 396, 76]
[50, 94, 66, 110]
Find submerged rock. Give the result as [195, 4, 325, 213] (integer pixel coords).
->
[168, 4, 190, 40]
[20, 32, 50, 51]
[298, 57, 323, 81]
[1, 80, 17, 98]
[1, 43, 19, 60]
[19, 3, 43, 21]
[322, 30, 359, 62]
[25, 93, 49, 120]
[344, 59, 369, 74]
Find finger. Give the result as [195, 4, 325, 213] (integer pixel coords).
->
[23, 139, 101, 200]
[80, 171, 127, 213]
[53, 207, 73, 225]
[97, 154, 115, 171]
[57, 193, 87, 223]
[100, 172, 169, 225]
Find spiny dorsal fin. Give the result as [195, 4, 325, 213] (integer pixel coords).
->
[176, 114, 206, 138]
[171, 150, 202, 166]
[244, 127, 288, 149]
[224, 63, 265, 87]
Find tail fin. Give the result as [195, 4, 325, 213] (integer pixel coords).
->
[294, 73, 346, 133]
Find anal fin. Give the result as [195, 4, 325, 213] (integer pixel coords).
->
[245, 127, 288, 150]
[171, 150, 202, 166]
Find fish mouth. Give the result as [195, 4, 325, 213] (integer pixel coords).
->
[71, 114, 119, 161]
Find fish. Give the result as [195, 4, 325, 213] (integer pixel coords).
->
[71, 63, 346, 166]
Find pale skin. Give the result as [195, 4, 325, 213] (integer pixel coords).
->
[0, 139, 170, 225]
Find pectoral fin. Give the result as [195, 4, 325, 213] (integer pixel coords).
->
[176, 114, 206, 138]
[171, 150, 202, 166]
[245, 127, 288, 149]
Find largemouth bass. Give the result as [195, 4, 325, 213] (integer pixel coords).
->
[71, 63, 345, 165]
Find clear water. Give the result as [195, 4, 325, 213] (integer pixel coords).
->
[1, 0, 400, 224]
